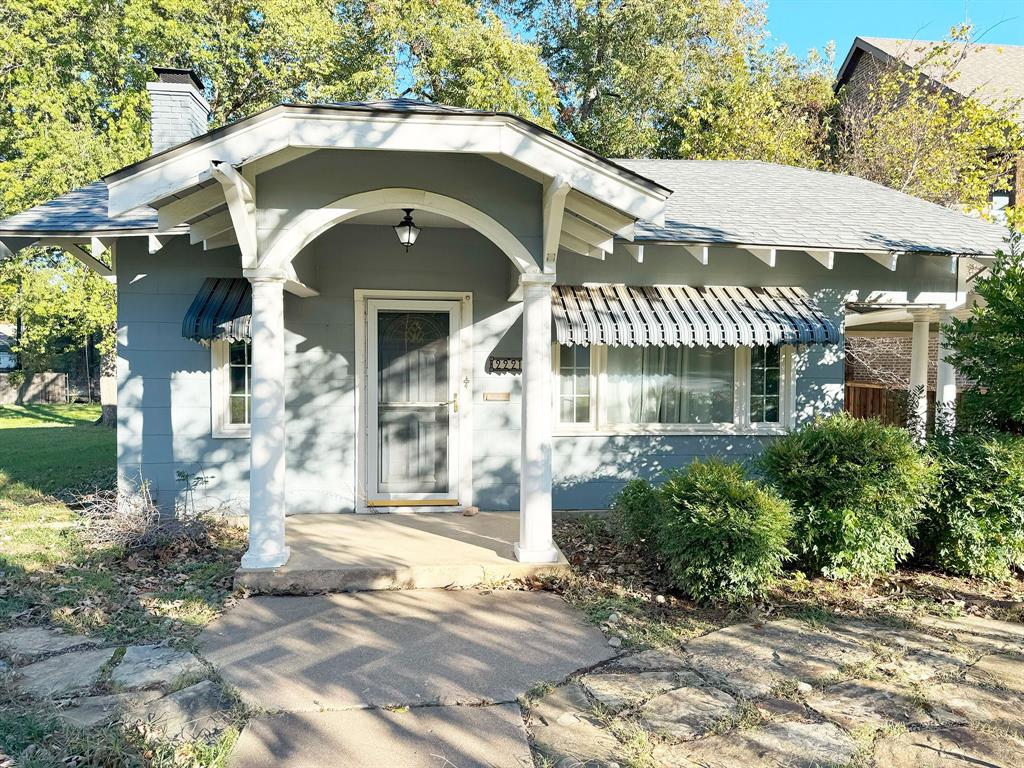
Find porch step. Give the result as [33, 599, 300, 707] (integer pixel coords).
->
[233, 511, 569, 595]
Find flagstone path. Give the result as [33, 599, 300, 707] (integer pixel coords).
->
[4, 595, 1024, 767]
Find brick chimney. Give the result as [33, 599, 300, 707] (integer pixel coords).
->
[146, 67, 210, 154]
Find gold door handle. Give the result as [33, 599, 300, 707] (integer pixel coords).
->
[451, 392, 458, 413]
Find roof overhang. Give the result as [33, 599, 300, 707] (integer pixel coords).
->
[104, 104, 671, 226]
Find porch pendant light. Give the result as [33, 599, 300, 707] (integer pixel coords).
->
[394, 208, 421, 251]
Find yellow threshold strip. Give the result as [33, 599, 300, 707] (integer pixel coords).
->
[366, 499, 460, 508]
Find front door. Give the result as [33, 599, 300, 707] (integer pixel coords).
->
[366, 299, 461, 507]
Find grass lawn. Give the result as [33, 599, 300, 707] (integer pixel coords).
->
[0, 404, 245, 766]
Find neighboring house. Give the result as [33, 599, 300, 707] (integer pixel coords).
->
[0, 323, 17, 370]
[837, 36, 1024, 216]
[837, 36, 1022, 408]
[0, 68, 1007, 571]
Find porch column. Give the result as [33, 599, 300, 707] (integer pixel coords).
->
[908, 311, 931, 443]
[241, 273, 290, 569]
[516, 273, 559, 563]
[936, 311, 957, 435]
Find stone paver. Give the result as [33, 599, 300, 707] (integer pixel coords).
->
[652, 721, 857, 768]
[0, 627, 97, 664]
[919, 614, 1024, 654]
[16, 647, 114, 698]
[639, 685, 738, 741]
[200, 590, 614, 710]
[112, 644, 206, 691]
[806, 678, 936, 730]
[580, 670, 697, 713]
[231, 704, 533, 768]
[966, 653, 1024, 694]
[132, 681, 231, 741]
[929, 680, 1024, 732]
[56, 691, 163, 729]
[610, 647, 691, 672]
[874, 726, 1024, 767]
[830, 623, 971, 681]
[529, 683, 624, 767]
[681, 619, 873, 698]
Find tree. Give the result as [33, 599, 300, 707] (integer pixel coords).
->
[515, 0, 834, 162]
[833, 29, 1024, 213]
[942, 230, 1024, 433]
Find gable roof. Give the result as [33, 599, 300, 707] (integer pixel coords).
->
[617, 159, 1009, 255]
[837, 36, 1024, 122]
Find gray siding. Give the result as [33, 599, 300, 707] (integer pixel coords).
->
[116, 154, 960, 514]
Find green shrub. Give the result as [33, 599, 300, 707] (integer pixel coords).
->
[654, 460, 793, 603]
[610, 477, 666, 544]
[757, 413, 937, 580]
[919, 433, 1024, 579]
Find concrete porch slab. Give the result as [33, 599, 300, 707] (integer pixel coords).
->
[230, 704, 533, 768]
[234, 511, 568, 594]
[198, 590, 615, 711]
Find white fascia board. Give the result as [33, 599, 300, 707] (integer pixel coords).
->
[565, 190, 636, 239]
[108, 110, 669, 224]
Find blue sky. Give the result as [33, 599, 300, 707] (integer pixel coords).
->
[765, 0, 1024, 65]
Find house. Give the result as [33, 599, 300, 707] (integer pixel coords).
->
[837, 36, 1024, 216]
[0, 68, 1007, 571]
[837, 37, 1022, 412]
[0, 324, 16, 371]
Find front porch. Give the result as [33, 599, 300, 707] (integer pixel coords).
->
[234, 511, 570, 594]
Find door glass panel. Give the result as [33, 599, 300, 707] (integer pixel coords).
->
[377, 311, 450, 494]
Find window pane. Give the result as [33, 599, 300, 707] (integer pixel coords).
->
[560, 398, 574, 422]
[765, 367, 780, 396]
[575, 397, 590, 423]
[606, 345, 734, 424]
[764, 397, 779, 422]
[229, 365, 247, 394]
[751, 397, 764, 422]
[765, 344, 781, 367]
[229, 341, 247, 365]
[229, 396, 248, 425]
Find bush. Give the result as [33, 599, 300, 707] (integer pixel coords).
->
[919, 433, 1024, 579]
[657, 460, 793, 603]
[757, 413, 936, 580]
[610, 477, 666, 544]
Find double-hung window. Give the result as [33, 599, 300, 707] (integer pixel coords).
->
[212, 339, 252, 437]
[554, 343, 793, 433]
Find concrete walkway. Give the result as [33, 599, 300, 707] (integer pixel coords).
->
[198, 589, 615, 767]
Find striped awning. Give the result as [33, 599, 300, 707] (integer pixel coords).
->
[182, 278, 252, 344]
[552, 284, 840, 347]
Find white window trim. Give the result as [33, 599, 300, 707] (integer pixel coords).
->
[552, 343, 796, 437]
[211, 339, 251, 439]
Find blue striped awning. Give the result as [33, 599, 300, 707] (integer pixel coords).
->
[552, 284, 840, 348]
[182, 278, 252, 344]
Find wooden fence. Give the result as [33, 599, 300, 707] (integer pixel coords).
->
[0, 372, 68, 404]
[844, 382, 941, 428]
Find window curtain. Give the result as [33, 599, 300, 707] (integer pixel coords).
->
[606, 346, 734, 424]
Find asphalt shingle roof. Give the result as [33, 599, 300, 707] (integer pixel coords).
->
[616, 159, 1009, 255]
[854, 37, 1024, 122]
[0, 182, 156, 235]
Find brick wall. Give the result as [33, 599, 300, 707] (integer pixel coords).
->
[146, 82, 210, 153]
[845, 334, 970, 391]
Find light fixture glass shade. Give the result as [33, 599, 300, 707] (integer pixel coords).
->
[394, 208, 421, 251]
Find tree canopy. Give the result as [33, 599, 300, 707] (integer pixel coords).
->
[1, 2, 1021, 379]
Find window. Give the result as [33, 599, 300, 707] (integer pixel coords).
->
[605, 346, 734, 425]
[212, 339, 251, 437]
[555, 343, 792, 433]
[558, 345, 591, 424]
[749, 344, 781, 423]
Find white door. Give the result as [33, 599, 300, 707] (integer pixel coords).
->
[366, 299, 461, 506]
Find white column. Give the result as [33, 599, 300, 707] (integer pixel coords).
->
[908, 312, 931, 443]
[936, 311, 957, 434]
[241, 274, 290, 569]
[516, 273, 559, 563]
